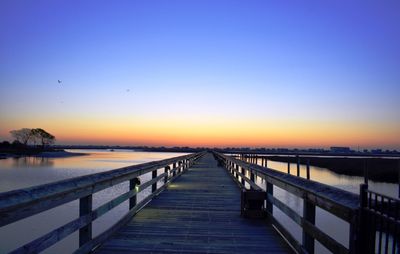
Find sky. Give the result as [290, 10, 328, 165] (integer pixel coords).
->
[0, 1, 399, 149]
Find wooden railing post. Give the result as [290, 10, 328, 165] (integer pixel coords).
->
[265, 158, 268, 168]
[306, 159, 310, 180]
[297, 155, 300, 177]
[363, 159, 368, 185]
[250, 170, 255, 189]
[287, 159, 291, 174]
[173, 162, 177, 177]
[266, 181, 273, 215]
[180, 161, 184, 174]
[241, 167, 245, 185]
[152, 169, 157, 193]
[79, 195, 92, 247]
[164, 166, 170, 184]
[398, 159, 400, 198]
[358, 183, 370, 253]
[129, 178, 139, 209]
[235, 164, 239, 181]
[303, 196, 316, 254]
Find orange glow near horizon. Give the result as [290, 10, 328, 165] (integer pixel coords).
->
[1, 114, 399, 149]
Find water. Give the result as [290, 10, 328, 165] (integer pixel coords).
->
[251, 158, 398, 253]
[0, 151, 397, 253]
[0, 149, 187, 253]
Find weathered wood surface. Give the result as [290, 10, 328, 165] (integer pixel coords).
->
[95, 153, 290, 254]
[217, 153, 359, 221]
[0, 153, 199, 228]
[217, 153, 354, 254]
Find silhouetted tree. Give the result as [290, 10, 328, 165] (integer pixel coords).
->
[10, 128, 33, 145]
[31, 128, 55, 148]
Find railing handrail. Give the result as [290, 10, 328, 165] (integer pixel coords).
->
[0, 152, 203, 227]
[217, 152, 359, 220]
[0, 151, 205, 253]
[214, 152, 361, 254]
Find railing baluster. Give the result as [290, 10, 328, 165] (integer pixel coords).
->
[297, 155, 300, 177]
[250, 170, 255, 190]
[241, 167, 245, 186]
[129, 178, 139, 209]
[303, 196, 315, 254]
[236, 164, 239, 181]
[358, 184, 369, 253]
[266, 181, 273, 215]
[152, 169, 157, 193]
[79, 194, 92, 247]
[164, 166, 170, 184]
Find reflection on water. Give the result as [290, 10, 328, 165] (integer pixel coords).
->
[253, 157, 397, 254]
[11, 156, 54, 168]
[0, 151, 397, 254]
[0, 149, 187, 254]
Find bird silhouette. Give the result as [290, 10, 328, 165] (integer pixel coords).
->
[58, 80, 62, 84]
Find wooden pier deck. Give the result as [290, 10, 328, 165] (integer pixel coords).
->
[95, 153, 290, 253]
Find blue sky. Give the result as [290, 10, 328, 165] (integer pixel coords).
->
[0, 1, 399, 148]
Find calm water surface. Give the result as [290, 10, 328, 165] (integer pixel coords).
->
[0, 151, 397, 253]
[0, 149, 187, 253]
[252, 158, 398, 253]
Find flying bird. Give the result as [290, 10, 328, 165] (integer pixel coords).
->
[58, 80, 62, 84]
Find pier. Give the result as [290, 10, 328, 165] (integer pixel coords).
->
[0, 152, 399, 253]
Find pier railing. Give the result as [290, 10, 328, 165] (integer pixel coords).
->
[214, 152, 360, 254]
[359, 184, 400, 254]
[0, 152, 205, 254]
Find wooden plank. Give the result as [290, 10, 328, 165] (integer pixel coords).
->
[302, 199, 315, 254]
[267, 194, 349, 254]
[230, 166, 261, 191]
[0, 153, 203, 227]
[79, 195, 92, 246]
[95, 153, 290, 254]
[216, 153, 358, 221]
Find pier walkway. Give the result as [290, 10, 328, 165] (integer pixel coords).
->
[96, 153, 290, 253]
[3, 151, 393, 254]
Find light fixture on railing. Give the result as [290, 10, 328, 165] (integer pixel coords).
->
[132, 177, 141, 192]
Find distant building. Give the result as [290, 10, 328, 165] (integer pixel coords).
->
[371, 149, 383, 154]
[330, 146, 351, 153]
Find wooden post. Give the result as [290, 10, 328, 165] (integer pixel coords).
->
[348, 214, 358, 254]
[306, 159, 310, 180]
[265, 158, 268, 168]
[79, 195, 92, 247]
[297, 155, 300, 177]
[266, 181, 273, 215]
[398, 160, 400, 198]
[303, 197, 315, 254]
[152, 169, 157, 193]
[236, 164, 239, 180]
[358, 184, 369, 253]
[241, 167, 245, 185]
[129, 178, 139, 209]
[164, 166, 170, 184]
[250, 170, 255, 189]
[363, 159, 368, 185]
[287, 159, 290, 174]
[173, 162, 177, 177]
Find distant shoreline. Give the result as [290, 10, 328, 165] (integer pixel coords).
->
[34, 151, 87, 158]
[0, 150, 87, 159]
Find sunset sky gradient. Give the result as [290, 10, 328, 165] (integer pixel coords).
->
[1, 1, 399, 149]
